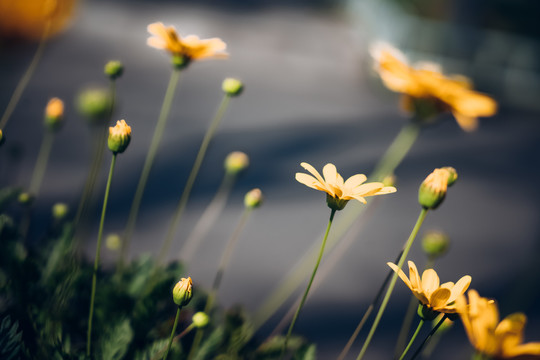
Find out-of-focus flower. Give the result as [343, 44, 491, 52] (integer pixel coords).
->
[0, 0, 77, 40]
[0, 130, 5, 147]
[105, 233, 122, 251]
[44, 97, 64, 131]
[75, 87, 112, 124]
[52, 202, 69, 221]
[224, 151, 249, 175]
[456, 290, 540, 358]
[421, 230, 450, 259]
[244, 188, 263, 209]
[104, 60, 124, 80]
[147, 22, 228, 65]
[192, 312, 209, 328]
[371, 43, 497, 131]
[108, 120, 131, 154]
[222, 78, 244, 96]
[388, 260, 471, 313]
[295, 162, 396, 211]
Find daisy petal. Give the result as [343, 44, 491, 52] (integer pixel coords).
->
[430, 288, 451, 310]
[421, 269, 440, 298]
[387, 262, 412, 291]
[447, 275, 472, 303]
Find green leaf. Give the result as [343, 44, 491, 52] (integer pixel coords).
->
[0, 316, 23, 360]
[98, 318, 134, 360]
[293, 344, 316, 360]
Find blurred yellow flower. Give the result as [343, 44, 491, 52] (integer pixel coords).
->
[387, 260, 471, 313]
[45, 97, 64, 119]
[0, 0, 76, 40]
[456, 290, 540, 358]
[295, 162, 396, 210]
[371, 43, 497, 131]
[147, 22, 228, 61]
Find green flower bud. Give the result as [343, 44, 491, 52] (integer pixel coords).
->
[244, 188, 263, 209]
[0, 129, 5, 147]
[104, 60, 124, 80]
[76, 87, 112, 124]
[222, 78, 244, 96]
[442, 166, 458, 187]
[172, 277, 193, 307]
[44, 97, 64, 131]
[422, 230, 450, 259]
[172, 54, 191, 70]
[192, 312, 209, 328]
[417, 303, 438, 321]
[108, 120, 131, 154]
[224, 151, 249, 175]
[106, 233, 122, 251]
[326, 193, 348, 211]
[18, 192, 34, 206]
[52, 202, 69, 221]
[418, 168, 451, 210]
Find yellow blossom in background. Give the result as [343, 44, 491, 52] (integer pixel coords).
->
[456, 290, 540, 358]
[387, 260, 471, 313]
[45, 97, 64, 119]
[295, 162, 396, 210]
[371, 43, 497, 131]
[0, 0, 77, 40]
[147, 22, 228, 61]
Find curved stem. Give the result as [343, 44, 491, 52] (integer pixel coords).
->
[0, 22, 50, 130]
[29, 131, 55, 196]
[157, 95, 231, 264]
[280, 208, 336, 359]
[120, 69, 181, 266]
[87, 153, 117, 356]
[356, 208, 428, 360]
[398, 319, 424, 360]
[409, 314, 448, 360]
[163, 307, 182, 360]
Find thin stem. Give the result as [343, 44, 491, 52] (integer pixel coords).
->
[398, 319, 424, 360]
[87, 153, 117, 356]
[163, 307, 182, 360]
[252, 122, 420, 330]
[336, 249, 404, 360]
[280, 208, 337, 359]
[187, 208, 252, 360]
[410, 314, 448, 360]
[157, 95, 232, 264]
[29, 131, 55, 196]
[0, 23, 50, 130]
[356, 208, 428, 360]
[179, 172, 236, 263]
[120, 69, 181, 266]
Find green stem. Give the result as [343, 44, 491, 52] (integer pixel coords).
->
[163, 307, 182, 360]
[157, 94, 231, 264]
[280, 208, 337, 359]
[0, 23, 50, 130]
[120, 69, 181, 266]
[252, 122, 420, 330]
[29, 131, 55, 196]
[87, 153, 117, 356]
[399, 319, 424, 360]
[409, 314, 447, 360]
[187, 207, 251, 360]
[356, 208, 428, 360]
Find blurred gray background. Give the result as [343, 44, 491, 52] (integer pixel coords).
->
[1, 0, 540, 358]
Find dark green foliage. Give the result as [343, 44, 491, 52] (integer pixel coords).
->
[0, 316, 24, 360]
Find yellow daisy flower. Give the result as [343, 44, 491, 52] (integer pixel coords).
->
[456, 290, 540, 359]
[295, 162, 396, 210]
[387, 260, 471, 313]
[147, 22, 228, 61]
[371, 43, 497, 132]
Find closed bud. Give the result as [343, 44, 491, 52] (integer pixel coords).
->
[222, 78, 244, 96]
[104, 60, 124, 80]
[106, 233, 122, 251]
[422, 230, 450, 259]
[224, 151, 249, 175]
[244, 188, 263, 209]
[442, 166, 458, 187]
[44, 97, 64, 131]
[172, 277, 193, 307]
[108, 120, 131, 154]
[76, 87, 112, 124]
[418, 168, 451, 210]
[52, 202, 69, 221]
[18, 192, 34, 206]
[192, 312, 209, 328]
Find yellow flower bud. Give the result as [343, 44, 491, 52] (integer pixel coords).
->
[106, 233, 122, 251]
[442, 166, 458, 187]
[192, 312, 209, 328]
[222, 78, 244, 96]
[224, 151, 249, 175]
[18, 192, 34, 206]
[244, 188, 263, 209]
[108, 120, 131, 154]
[104, 60, 124, 80]
[0, 129, 5, 147]
[421, 230, 450, 259]
[418, 168, 451, 209]
[52, 202, 69, 221]
[76, 87, 112, 124]
[172, 277, 193, 307]
[44, 97, 64, 131]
